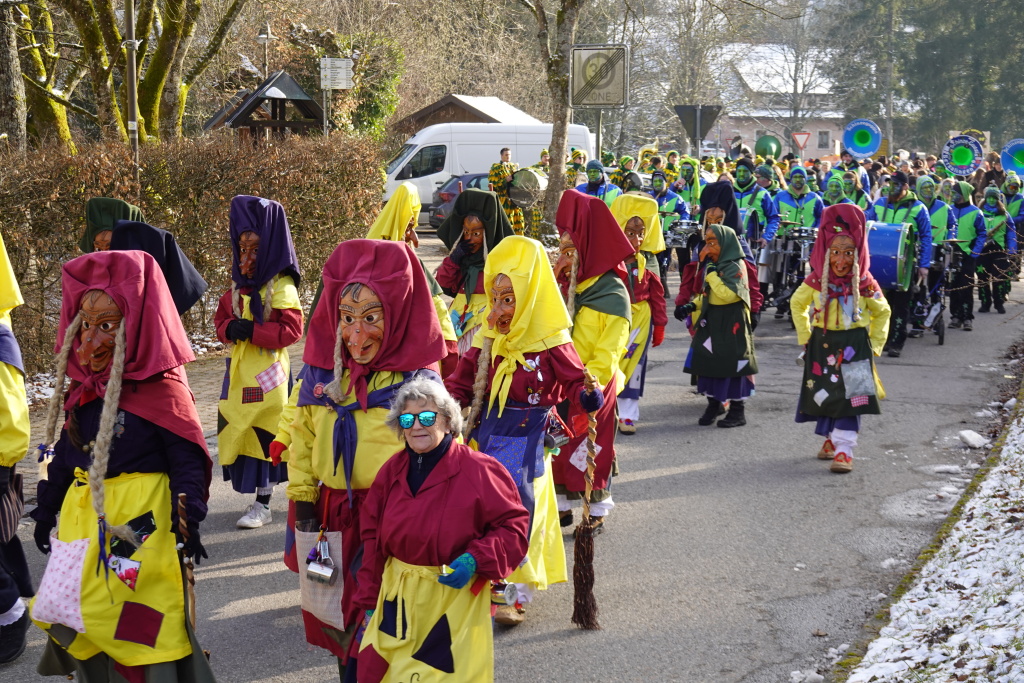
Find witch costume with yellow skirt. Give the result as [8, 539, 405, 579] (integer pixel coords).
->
[550, 191, 632, 531]
[434, 189, 514, 356]
[791, 204, 890, 473]
[215, 195, 302, 528]
[609, 193, 668, 434]
[446, 236, 601, 624]
[29, 250, 214, 682]
[284, 239, 446, 665]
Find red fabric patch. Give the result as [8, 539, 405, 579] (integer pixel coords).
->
[356, 644, 390, 683]
[241, 386, 264, 404]
[114, 662, 146, 683]
[850, 395, 870, 407]
[732, 322, 740, 334]
[113, 601, 164, 648]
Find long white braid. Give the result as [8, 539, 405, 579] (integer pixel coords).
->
[43, 312, 83, 448]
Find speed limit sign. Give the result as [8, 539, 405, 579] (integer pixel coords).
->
[570, 45, 629, 109]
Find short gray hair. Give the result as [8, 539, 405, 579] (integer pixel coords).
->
[385, 375, 464, 440]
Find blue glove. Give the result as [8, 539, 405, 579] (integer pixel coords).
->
[579, 386, 604, 413]
[437, 552, 476, 589]
[705, 260, 718, 273]
[449, 240, 471, 267]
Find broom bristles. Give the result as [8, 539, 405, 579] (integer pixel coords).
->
[571, 521, 600, 629]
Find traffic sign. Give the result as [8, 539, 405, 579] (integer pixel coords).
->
[320, 58, 353, 90]
[570, 45, 629, 109]
[792, 131, 811, 151]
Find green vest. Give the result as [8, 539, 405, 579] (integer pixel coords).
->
[982, 209, 1009, 248]
[776, 191, 818, 235]
[928, 203, 949, 243]
[1006, 193, 1023, 220]
[736, 187, 770, 233]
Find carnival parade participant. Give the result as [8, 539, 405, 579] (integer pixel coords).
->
[351, 378, 529, 683]
[672, 155, 705, 215]
[822, 175, 852, 207]
[766, 165, 824, 317]
[610, 193, 667, 434]
[109, 220, 208, 315]
[0, 230, 31, 664]
[285, 239, 445, 673]
[30, 250, 214, 680]
[648, 170, 686, 287]
[80, 197, 144, 253]
[445, 235, 595, 625]
[864, 171, 932, 357]
[947, 181, 988, 331]
[665, 150, 681, 185]
[831, 149, 872, 195]
[681, 223, 758, 428]
[735, 157, 780, 250]
[575, 159, 622, 207]
[843, 172, 871, 210]
[435, 188, 515, 355]
[909, 176, 951, 337]
[566, 149, 588, 189]
[791, 204, 891, 473]
[551, 191, 632, 533]
[977, 186, 1017, 313]
[488, 148, 525, 235]
[609, 155, 635, 191]
[215, 196, 302, 529]
[528, 150, 551, 239]
[1002, 173, 1024, 274]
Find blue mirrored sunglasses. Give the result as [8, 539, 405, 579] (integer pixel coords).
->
[398, 411, 438, 429]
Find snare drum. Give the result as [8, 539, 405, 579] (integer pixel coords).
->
[867, 221, 916, 291]
[509, 168, 548, 208]
[665, 220, 700, 248]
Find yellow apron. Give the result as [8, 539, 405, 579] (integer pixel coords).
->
[218, 276, 300, 465]
[619, 299, 652, 382]
[505, 451, 567, 592]
[360, 558, 493, 682]
[31, 471, 190, 667]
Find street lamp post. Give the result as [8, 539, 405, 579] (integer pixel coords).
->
[256, 22, 276, 77]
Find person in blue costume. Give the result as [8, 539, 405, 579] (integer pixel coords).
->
[767, 166, 824, 317]
[648, 170, 687, 289]
[864, 171, 933, 357]
[575, 159, 622, 208]
[977, 186, 1017, 314]
[735, 157, 780, 249]
[947, 181, 988, 331]
[1001, 173, 1024, 276]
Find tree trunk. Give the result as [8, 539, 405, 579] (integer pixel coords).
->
[15, 5, 75, 152]
[0, 5, 27, 154]
[138, 0, 188, 139]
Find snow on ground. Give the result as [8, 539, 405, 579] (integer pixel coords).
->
[845, 415, 1024, 682]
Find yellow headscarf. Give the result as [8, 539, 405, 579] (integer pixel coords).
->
[479, 236, 573, 416]
[365, 182, 421, 241]
[0, 231, 23, 329]
[610, 193, 664, 277]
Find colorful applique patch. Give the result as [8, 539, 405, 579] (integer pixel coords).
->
[107, 556, 142, 591]
[812, 361, 822, 376]
[113, 601, 164, 647]
[313, 382, 325, 399]
[241, 386, 264, 404]
[256, 361, 287, 393]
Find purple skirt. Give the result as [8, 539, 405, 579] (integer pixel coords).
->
[697, 375, 755, 402]
[795, 398, 861, 436]
[223, 454, 288, 494]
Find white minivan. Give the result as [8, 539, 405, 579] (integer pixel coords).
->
[384, 122, 594, 211]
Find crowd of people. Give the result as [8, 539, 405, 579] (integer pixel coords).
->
[0, 138, 1017, 682]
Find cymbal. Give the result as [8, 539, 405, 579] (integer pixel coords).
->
[942, 239, 969, 243]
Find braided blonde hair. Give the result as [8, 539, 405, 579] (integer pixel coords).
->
[566, 254, 579, 320]
[324, 314, 347, 404]
[231, 275, 277, 323]
[43, 312, 83, 450]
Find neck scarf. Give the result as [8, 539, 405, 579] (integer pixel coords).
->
[228, 195, 301, 323]
[480, 236, 573, 416]
[81, 198, 144, 253]
[706, 223, 749, 308]
[302, 239, 444, 408]
[110, 220, 208, 315]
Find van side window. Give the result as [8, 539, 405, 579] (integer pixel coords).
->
[399, 145, 447, 179]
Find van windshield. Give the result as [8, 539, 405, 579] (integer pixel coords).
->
[386, 144, 416, 175]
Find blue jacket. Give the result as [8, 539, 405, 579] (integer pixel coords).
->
[865, 194, 933, 271]
[575, 180, 622, 207]
[980, 206, 1018, 254]
[947, 204, 987, 258]
[648, 188, 689, 227]
[770, 190, 823, 240]
[831, 162, 872, 194]
[734, 183, 779, 242]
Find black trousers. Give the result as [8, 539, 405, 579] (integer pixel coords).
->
[949, 255, 976, 321]
[978, 243, 1012, 308]
[884, 288, 912, 349]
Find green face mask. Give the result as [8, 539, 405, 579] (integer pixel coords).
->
[587, 169, 602, 183]
[735, 168, 751, 185]
[919, 182, 935, 201]
[985, 195, 999, 207]
[826, 180, 843, 199]
[952, 187, 964, 204]
[652, 177, 665, 192]
[790, 174, 806, 190]
[682, 165, 694, 180]
[843, 179, 856, 195]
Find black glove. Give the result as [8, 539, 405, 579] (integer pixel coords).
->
[0, 465, 10, 496]
[750, 311, 760, 332]
[181, 521, 208, 566]
[705, 260, 718, 274]
[226, 319, 255, 342]
[449, 239, 472, 267]
[579, 386, 604, 413]
[34, 519, 55, 555]
[674, 302, 696, 321]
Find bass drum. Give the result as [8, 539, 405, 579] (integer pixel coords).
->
[621, 171, 646, 193]
[867, 221, 916, 291]
[509, 168, 549, 209]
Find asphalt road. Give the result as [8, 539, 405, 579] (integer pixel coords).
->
[6, 256, 1020, 682]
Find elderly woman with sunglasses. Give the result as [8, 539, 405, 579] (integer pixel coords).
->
[351, 377, 529, 683]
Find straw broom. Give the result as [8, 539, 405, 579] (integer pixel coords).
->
[177, 493, 197, 631]
[571, 369, 601, 630]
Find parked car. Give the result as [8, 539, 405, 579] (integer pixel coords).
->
[428, 172, 489, 228]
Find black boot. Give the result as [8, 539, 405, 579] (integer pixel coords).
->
[717, 400, 746, 428]
[698, 398, 725, 426]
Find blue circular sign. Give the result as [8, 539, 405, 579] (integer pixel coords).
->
[842, 119, 882, 160]
[941, 135, 984, 176]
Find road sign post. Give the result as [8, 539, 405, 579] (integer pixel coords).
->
[792, 131, 811, 152]
[319, 58, 354, 137]
[570, 45, 629, 109]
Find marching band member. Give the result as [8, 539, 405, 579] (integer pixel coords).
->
[489, 148, 525, 236]
[947, 181, 988, 331]
[576, 159, 622, 207]
[977, 186, 1017, 313]
[909, 176, 952, 337]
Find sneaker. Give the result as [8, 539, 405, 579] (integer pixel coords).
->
[0, 610, 28, 664]
[963, 319, 973, 331]
[907, 328, 924, 338]
[494, 603, 526, 626]
[236, 503, 272, 529]
[817, 438, 836, 460]
[996, 303, 1006, 314]
[830, 452, 853, 473]
[617, 419, 637, 435]
[949, 317, 962, 329]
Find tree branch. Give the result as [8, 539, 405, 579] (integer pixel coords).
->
[182, 0, 248, 85]
[21, 71, 97, 122]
